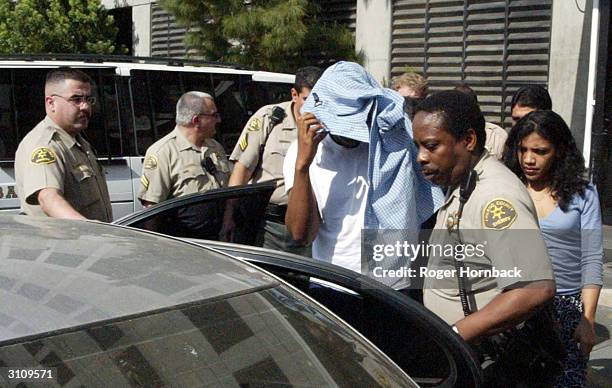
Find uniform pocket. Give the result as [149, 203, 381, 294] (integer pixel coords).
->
[178, 165, 212, 194]
[267, 140, 291, 157]
[69, 165, 98, 208]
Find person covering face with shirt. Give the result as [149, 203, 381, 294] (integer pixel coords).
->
[412, 90, 555, 345]
[222, 67, 322, 254]
[14, 67, 112, 222]
[138, 91, 231, 207]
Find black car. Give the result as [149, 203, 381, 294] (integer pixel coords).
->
[0, 215, 416, 387]
[115, 181, 484, 387]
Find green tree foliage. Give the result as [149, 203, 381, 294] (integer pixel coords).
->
[159, 0, 361, 72]
[0, 0, 124, 54]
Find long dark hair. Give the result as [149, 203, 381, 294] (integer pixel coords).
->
[503, 110, 587, 211]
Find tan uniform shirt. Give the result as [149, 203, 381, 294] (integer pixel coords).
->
[138, 127, 231, 204]
[423, 152, 553, 324]
[14, 116, 113, 222]
[484, 122, 508, 160]
[230, 101, 296, 205]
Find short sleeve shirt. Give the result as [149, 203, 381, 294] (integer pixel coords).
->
[423, 153, 553, 324]
[484, 122, 508, 160]
[138, 127, 231, 204]
[230, 101, 296, 205]
[14, 116, 113, 222]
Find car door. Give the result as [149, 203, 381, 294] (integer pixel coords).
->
[115, 184, 484, 387]
[114, 180, 277, 245]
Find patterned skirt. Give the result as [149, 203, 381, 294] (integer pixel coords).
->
[553, 293, 587, 387]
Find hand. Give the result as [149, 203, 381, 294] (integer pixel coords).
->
[573, 316, 597, 356]
[219, 201, 237, 242]
[296, 113, 326, 171]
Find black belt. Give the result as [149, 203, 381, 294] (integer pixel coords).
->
[265, 203, 287, 224]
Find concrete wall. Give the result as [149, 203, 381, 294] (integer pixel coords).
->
[548, 0, 592, 148]
[102, 0, 153, 57]
[356, 0, 392, 84]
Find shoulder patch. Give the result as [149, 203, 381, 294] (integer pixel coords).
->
[482, 198, 518, 230]
[247, 117, 262, 132]
[143, 155, 158, 170]
[30, 147, 57, 165]
[239, 134, 249, 152]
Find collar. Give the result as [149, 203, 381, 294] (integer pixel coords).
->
[173, 127, 199, 151]
[472, 150, 490, 176]
[278, 100, 297, 130]
[441, 151, 489, 208]
[44, 116, 77, 148]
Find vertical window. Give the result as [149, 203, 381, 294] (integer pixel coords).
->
[211, 74, 250, 153]
[13, 69, 46, 145]
[0, 70, 15, 160]
[84, 69, 122, 158]
[131, 70, 182, 155]
[9, 68, 121, 159]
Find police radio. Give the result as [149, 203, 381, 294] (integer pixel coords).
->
[269, 106, 286, 127]
[256, 106, 286, 171]
[201, 156, 218, 176]
[201, 156, 221, 186]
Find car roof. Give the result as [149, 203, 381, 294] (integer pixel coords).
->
[0, 215, 277, 344]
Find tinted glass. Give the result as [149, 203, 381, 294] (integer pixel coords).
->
[244, 81, 291, 116]
[0, 288, 413, 387]
[211, 74, 249, 153]
[84, 71, 123, 158]
[124, 183, 274, 245]
[12, 69, 46, 146]
[252, 263, 470, 387]
[6, 68, 121, 159]
[0, 70, 14, 160]
[130, 70, 182, 155]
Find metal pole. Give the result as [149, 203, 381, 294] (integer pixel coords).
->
[583, 0, 600, 170]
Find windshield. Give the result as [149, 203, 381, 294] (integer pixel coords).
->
[0, 286, 414, 387]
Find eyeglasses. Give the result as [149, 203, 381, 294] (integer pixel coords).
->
[52, 94, 97, 107]
[198, 112, 221, 119]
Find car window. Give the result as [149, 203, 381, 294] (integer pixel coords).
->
[116, 181, 276, 246]
[0, 287, 414, 387]
[203, 245, 483, 388]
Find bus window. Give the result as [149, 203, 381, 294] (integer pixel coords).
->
[131, 70, 182, 155]
[13, 69, 46, 144]
[0, 70, 15, 160]
[129, 71, 154, 155]
[243, 81, 291, 118]
[8, 68, 121, 160]
[181, 72, 214, 96]
[83, 70, 122, 159]
[99, 73, 125, 157]
[212, 74, 250, 153]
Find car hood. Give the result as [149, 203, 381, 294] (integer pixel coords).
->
[0, 215, 277, 344]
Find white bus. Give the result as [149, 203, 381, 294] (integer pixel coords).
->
[0, 55, 294, 219]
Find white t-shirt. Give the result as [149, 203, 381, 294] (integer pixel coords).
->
[283, 136, 369, 273]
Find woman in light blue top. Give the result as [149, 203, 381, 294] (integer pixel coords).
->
[504, 110, 603, 387]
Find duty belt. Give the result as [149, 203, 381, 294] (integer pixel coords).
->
[265, 203, 287, 224]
